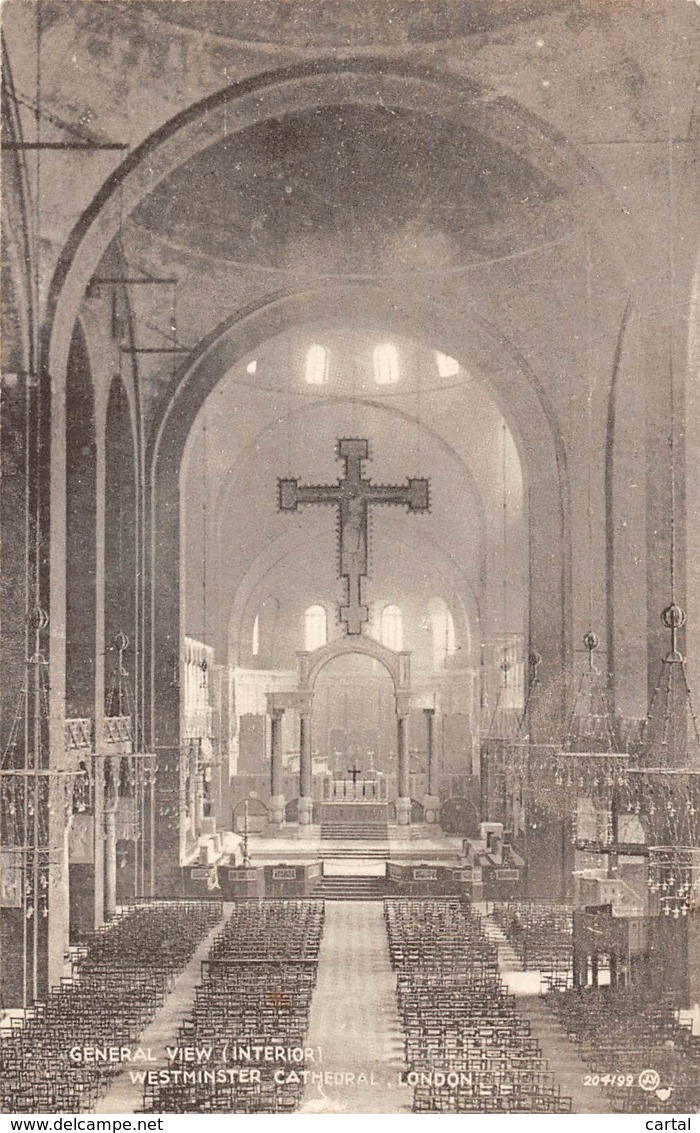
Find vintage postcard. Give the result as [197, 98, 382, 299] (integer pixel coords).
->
[1, 0, 699, 1118]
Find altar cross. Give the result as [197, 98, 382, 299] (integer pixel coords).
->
[347, 763, 362, 786]
[279, 439, 430, 634]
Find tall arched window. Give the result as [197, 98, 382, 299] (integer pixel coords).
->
[305, 604, 328, 651]
[249, 595, 279, 666]
[373, 343, 399, 385]
[380, 604, 403, 651]
[305, 344, 329, 385]
[429, 598, 456, 670]
[435, 350, 459, 377]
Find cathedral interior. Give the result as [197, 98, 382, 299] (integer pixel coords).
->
[1, 0, 699, 1116]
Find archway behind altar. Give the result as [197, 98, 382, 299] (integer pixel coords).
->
[312, 652, 397, 791]
[297, 635, 413, 826]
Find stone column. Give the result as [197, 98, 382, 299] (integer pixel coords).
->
[104, 760, 117, 918]
[195, 765, 205, 830]
[396, 709, 411, 826]
[423, 708, 440, 824]
[298, 702, 313, 826]
[188, 742, 198, 841]
[93, 426, 107, 926]
[269, 708, 286, 825]
[47, 780, 71, 989]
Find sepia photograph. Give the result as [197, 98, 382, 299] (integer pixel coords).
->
[0, 0, 699, 1117]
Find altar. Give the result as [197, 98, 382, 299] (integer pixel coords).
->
[323, 773, 388, 802]
[319, 767, 390, 835]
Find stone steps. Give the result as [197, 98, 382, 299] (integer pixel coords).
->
[321, 822, 389, 841]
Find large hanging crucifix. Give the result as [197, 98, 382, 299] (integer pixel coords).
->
[278, 438, 430, 635]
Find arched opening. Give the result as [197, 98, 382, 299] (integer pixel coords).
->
[64, 324, 98, 942]
[244, 595, 280, 668]
[103, 376, 139, 912]
[232, 794, 268, 835]
[428, 596, 457, 672]
[65, 324, 96, 718]
[312, 653, 396, 786]
[305, 344, 329, 386]
[179, 318, 528, 844]
[42, 62, 636, 892]
[104, 377, 137, 713]
[373, 342, 400, 386]
[440, 796, 481, 837]
[112, 71, 574, 881]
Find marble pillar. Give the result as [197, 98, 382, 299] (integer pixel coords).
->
[396, 712, 411, 825]
[269, 708, 286, 824]
[423, 708, 440, 824]
[104, 766, 117, 918]
[298, 709, 312, 825]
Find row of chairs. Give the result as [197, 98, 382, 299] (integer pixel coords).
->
[75, 899, 223, 970]
[546, 985, 700, 1113]
[385, 899, 572, 1114]
[388, 901, 496, 975]
[206, 899, 324, 962]
[540, 959, 576, 995]
[491, 901, 573, 969]
[142, 900, 324, 1114]
[0, 900, 222, 1113]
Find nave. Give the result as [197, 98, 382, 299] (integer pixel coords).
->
[2, 0, 700, 1116]
[5, 894, 697, 1115]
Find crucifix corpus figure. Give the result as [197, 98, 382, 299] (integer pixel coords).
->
[278, 439, 430, 634]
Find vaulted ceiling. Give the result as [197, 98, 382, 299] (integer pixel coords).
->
[131, 106, 567, 273]
[3, 0, 696, 701]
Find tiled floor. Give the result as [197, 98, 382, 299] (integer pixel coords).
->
[300, 902, 412, 1114]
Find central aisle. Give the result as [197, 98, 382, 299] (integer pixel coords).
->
[300, 901, 412, 1114]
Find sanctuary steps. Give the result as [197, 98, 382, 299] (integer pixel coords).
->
[321, 821, 389, 841]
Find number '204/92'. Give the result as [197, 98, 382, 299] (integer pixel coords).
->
[584, 1074, 635, 1087]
